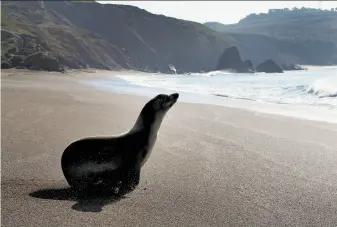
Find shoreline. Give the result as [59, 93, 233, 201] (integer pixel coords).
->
[2, 69, 337, 134]
[2, 69, 337, 226]
[87, 78, 337, 126]
[2, 68, 337, 126]
[79, 70, 337, 126]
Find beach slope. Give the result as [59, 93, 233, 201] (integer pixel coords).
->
[2, 70, 337, 227]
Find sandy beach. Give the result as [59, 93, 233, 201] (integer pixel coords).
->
[2, 69, 337, 227]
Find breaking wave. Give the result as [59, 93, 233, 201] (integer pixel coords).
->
[307, 76, 337, 98]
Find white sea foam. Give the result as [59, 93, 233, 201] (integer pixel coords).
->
[307, 76, 337, 98]
[83, 67, 337, 123]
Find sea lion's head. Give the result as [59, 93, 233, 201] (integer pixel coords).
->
[138, 93, 179, 129]
[151, 93, 179, 112]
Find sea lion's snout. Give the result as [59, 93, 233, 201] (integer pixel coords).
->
[165, 93, 179, 108]
[151, 93, 179, 110]
[170, 93, 179, 101]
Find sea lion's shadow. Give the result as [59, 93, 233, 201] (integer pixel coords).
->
[29, 187, 127, 212]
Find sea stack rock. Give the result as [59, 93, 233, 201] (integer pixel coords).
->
[243, 60, 254, 72]
[217, 46, 252, 73]
[256, 59, 283, 73]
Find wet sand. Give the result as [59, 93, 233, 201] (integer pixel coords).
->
[2, 69, 337, 227]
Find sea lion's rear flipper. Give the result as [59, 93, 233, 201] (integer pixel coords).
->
[118, 155, 141, 195]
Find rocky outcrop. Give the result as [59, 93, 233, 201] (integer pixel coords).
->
[9, 55, 25, 67]
[23, 52, 63, 72]
[243, 60, 254, 72]
[217, 46, 252, 73]
[217, 46, 242, 71]
[1, 30, 65, 71]
[1, 60, 12, 69]
[256, 59, 283, 73]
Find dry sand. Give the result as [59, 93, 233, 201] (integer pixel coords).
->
[1, 69, 337, 227]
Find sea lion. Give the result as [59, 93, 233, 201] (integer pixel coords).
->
[61, 93, 179, 195]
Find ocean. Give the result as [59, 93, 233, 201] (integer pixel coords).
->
[84, 67, 337, 124]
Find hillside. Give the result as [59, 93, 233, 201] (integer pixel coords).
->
[205, 8, 337, 65]
[205, 8, 337, 43]
[2, 3, 336, 73]
[1, 1, 237, 73]
[228, 32, 336, 66]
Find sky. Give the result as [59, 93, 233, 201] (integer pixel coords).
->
[97, 1, 337, 24]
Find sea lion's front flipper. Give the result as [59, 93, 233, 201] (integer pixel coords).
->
[118, 155, 141, 195]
